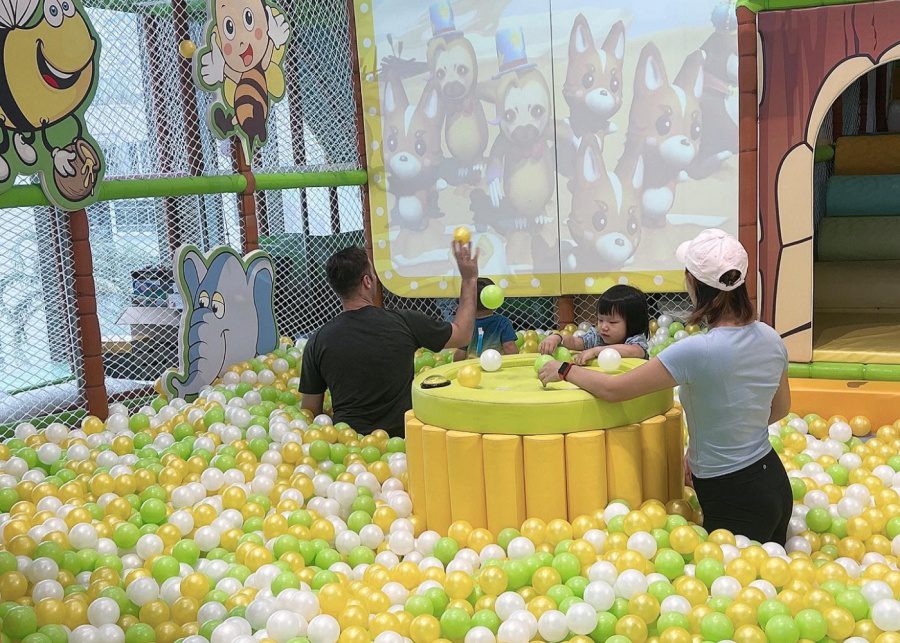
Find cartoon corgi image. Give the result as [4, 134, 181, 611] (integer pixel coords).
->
[562, 16, 625, 140]
[617, 44, 705, 228]
[196, 0, 290, 158]
[470, 28, 556, 271]
[565, 136, 643, 271]
[381, 73, 445, 232]
[689, 1, 738, 179]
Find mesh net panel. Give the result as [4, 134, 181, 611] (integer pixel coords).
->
[89, 194, 242, 401]
[259, 186, 366, 340]
[0, 206, 83, 432]
[383, 293, 559, 334]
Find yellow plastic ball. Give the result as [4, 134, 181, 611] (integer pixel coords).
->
[615, 614, 649, 643]
[457, 364, 482, 388]
[409, 614, 441, 643]
[478, 566, 507, 596]
[452, 226, 471, 244]
[445, 571, 474, 600]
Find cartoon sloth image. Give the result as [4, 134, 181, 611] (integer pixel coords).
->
[380, 73, 445, 232]
[470, 28, 555, 272]
[689, 0, 738, 179]
[0, 0, 102, 204]
[616, 44, 705, 228]
[198, 0, 290, 152]
[380, 1, 488, 182]
[565, 136, 643, 271]
[558, 16, 625, 178]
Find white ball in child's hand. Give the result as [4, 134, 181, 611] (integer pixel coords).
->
[596, 348, 622, 373]
[479, 349, 503, 373]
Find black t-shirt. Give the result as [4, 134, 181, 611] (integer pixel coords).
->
[299, 307, 452, 436]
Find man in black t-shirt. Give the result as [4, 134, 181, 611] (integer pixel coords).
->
[299, 242, 479, 436]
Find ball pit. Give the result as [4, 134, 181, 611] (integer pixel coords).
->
[2, 343, 900, 643]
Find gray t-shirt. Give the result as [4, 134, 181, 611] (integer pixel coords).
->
[658, 322, 788, 479]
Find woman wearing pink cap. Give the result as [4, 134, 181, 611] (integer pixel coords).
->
[539, 229, 792, 545]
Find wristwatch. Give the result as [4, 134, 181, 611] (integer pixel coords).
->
[558, 362, 574, 381]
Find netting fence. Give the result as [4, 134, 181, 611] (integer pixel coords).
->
[0, 0, 693, 428]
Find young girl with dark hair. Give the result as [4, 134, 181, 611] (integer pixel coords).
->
[538, 229, 793, 545]
[540, 284, 650, 363]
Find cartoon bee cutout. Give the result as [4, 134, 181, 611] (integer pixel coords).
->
[0, 0, 104, 209]
[195, 0, 290, 160]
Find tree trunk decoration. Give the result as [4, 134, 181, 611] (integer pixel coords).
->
[758, 2, 900, 361]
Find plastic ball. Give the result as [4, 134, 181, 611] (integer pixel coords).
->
[596, 348, 622, 373]
[458, 365, 482, 388]
[179, 40, 197, 58]
[479, 350, 502, 373]
[480, 286, 504, 310]
[453, 227, 471, 244]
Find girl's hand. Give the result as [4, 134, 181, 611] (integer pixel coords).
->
[574, 347, 600, 366]
[538, 360, 563, 385]
[539, 334, 562, 355]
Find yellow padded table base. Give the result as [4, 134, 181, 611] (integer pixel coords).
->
[406, 411, 684, 531]
[407, 355, 682, 531]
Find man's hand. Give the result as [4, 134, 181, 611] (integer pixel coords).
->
[574, 347, 601, 366]
[539, 334, 561, 355]
[683, 455, 693, 488]
[538, 360, 563, 386]
[452, 240, 479, 281]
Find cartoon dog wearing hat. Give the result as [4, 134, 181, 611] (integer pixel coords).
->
[470, 27, 555, 271]
[616, 44, 705, 228]
[689, 1, 738, 179]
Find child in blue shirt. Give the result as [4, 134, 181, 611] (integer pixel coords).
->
[454, 278, 519, 360]
[540, 284, 649, 363]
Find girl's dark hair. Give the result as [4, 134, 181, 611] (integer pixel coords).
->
[476, 277, 495, 312]
[597, 285, 649, 338]
[686, 270, 755, 326]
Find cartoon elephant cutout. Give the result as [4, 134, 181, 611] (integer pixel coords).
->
[163, 245, 278, 399]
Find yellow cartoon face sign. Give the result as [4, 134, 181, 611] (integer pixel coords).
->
[194, 0, 290, 160]
[0, 0, 105, 210]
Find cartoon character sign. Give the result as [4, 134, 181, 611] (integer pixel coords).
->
[0, 0, 104, 210]
[194, 0, 290, 160]
[163, 245, 278, 399]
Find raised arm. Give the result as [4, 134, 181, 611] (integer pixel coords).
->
[538, 357, 677, 402]
[443, 241, 480, 349]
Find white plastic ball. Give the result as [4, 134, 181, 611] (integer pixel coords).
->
[537, 610, 568, 643]
[87, 597, 120, 626]
[495, 591, 526, 620]
[479, 349, 502, 372]
[306, 614, 339, 643]
[872, 598, 900, 632]
[565, 602, 598, 636]
[596, 347, 622, 372]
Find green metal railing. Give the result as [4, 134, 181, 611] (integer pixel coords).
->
[0, 170, 367, 209]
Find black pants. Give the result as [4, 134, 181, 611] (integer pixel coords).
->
[692, 448, 792, 545]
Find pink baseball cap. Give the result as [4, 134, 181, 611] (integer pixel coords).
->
[676, 229, 748, 292]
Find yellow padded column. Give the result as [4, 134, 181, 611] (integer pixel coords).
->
[422, 425, 451, 534]
[523, 435, 567, 522]
[405, 413, 427, 520]
[565, 430, 607, 518]
[639, 416, 668, 502]
[665, 407, 685, 501]
[482, 435, 526, 533]
[606, 424, 642, 508]
[446, 431, 487, 528]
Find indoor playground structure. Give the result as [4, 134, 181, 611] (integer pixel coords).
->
[7, 0, 900, 643]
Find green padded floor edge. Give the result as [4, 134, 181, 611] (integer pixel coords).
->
[789, 362, 900, 381]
